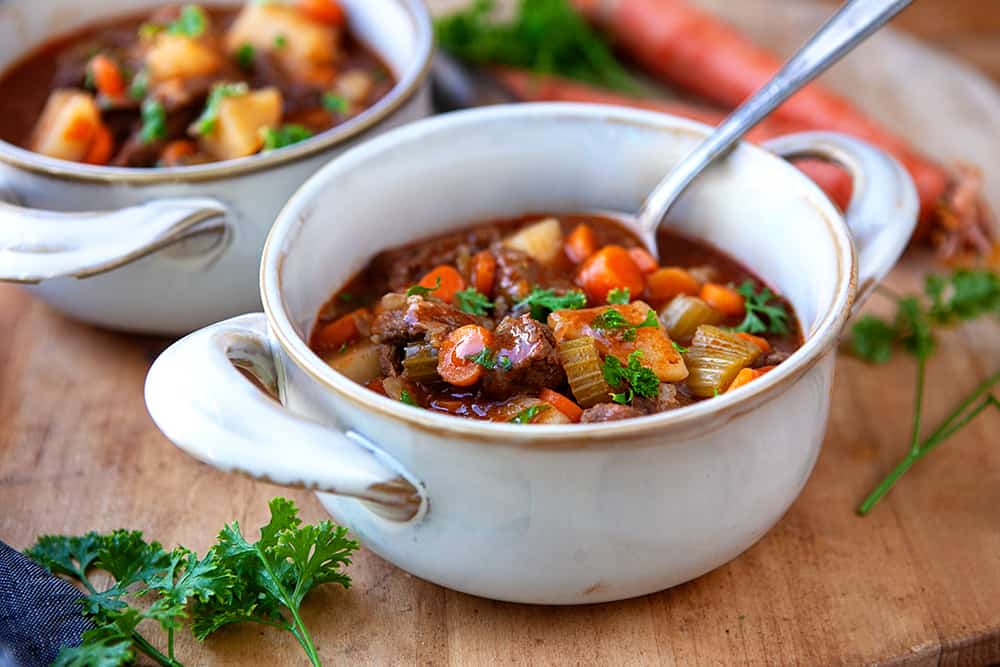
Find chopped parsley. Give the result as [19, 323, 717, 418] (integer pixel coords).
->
[465, 347, 512, 371]
[406, 276, 441, 297]
[455, 288, 494, 316]
[261, 124, 313, 151]
[138, 22, 164, 40]
[400, 390, 419, 406]
[606, 287, 631, 305]
[322, 92, 349, 114]
[516, 287, 587, 321]
[672, 340, 688, 355]
[510, 404, 548, 424]
[274, 34, 287, 48]
[603, 350, 659, 405]
[129, 69, 149, 100]
[734, 280, 790, 336]
[235, 43, 255, 69]
[591, 308, 659, 341]
[194, 82, 248, 136]
[139, 99, 167, 144]
[167, 4, 208, 38]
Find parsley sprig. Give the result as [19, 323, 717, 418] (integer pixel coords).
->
[166, 5, 208, 38]
[603, 350, 659, 404]
[606, 288, 631, 305]
[516, 287, 587, 320]
[455, 287, 494, 316]
[734, 280, 790, 335]
[28, 498, 358, 667]
[194, 82, 248, 136]
[466, 347, 513, 371]
[261, 124, 314, 151]
[510, 404, 549, 424]
[139, 99, 167, 144]
[406, 277, 441, 297]
[848, 269, 1000, 515]
[591, 308, 659, 341]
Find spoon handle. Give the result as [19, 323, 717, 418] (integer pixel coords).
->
[638, 0, 911, 240]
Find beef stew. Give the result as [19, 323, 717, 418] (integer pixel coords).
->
[309, 214, 802, 424]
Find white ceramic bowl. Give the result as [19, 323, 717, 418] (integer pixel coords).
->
[145, 105, 918, 604]
[0, 0, 432, 334]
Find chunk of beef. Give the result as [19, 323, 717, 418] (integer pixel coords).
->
[377, 344, 401, 377]
[580, 403, 644, 423]
[482, 314, 565, 398]
[762, 348, 792, 367]
[370, 296, 477, 348]
[372, 227, 502, 292]
[632, 383, 690, 415]
[491, 245, 540, 302]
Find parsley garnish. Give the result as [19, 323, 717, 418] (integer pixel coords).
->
[510, 404, 548, 424]
[129, 69, 149, 100]
[28, 498, 357, 667]
[323, 92, 349, 114]
[261, 124, 314, 151]
[139, 99, 167, 144]
[498, 355, 514, 371]
[274, 34, 287, 48]
[194, 82, 248, 135]
[138, 23, 164, 40]
[406, 276, 441, 297]
[591, 308, 659, 341]
[464, 347, 512, 371]
[734, 280, 790, 335]
[235, 43, 255, 69]
[606, 287, 630, 305]
[455, 288, 494, 316]
[602, 350, 659, 404]
[848, 270, 1000, 515]
[672, 340, 688, 354]
[516, 287, 587, 320]
[166, 5, 208, 38]
[400, 390, 419, 406]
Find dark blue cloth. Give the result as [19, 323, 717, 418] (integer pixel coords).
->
[0, 540, 91, 667]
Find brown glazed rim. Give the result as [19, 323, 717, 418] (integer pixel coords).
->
[0, 0, 433, 185]
[261, 105, 858, 447]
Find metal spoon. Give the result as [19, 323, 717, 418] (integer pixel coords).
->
[623, 0, 911, 254]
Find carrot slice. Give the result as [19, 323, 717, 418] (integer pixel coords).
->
[297, 0, 346, 25]
[83, 124, 113, 165]
[699, 283, 745, 317]
[628, 247, 659, 274]
[471, 250, 497, 296]
[366, 378, 386, 396]
[88, 54, 126, 99]
[418, 265, 466, 304]
[735, 332, 771, 354]
[576, 245, 645, 304]
[312, 308, 366, 352]
[539, 388, 583, 423]
[62, 116, 95, 143]
[565, 223, 598, 263]
[647, 267, 700, 302]
[160, 140, 198, 167]
[726, 365, 776, 393]
[437, 324, 494, 387]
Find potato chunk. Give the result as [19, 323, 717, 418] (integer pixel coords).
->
[197, 87, 283, 160]
[29, 90, 101, 162]
[323, 341, 381, 384]
[503, 218, 563, 264]
[146, 33, 223, 82]
[225, 3, 339, 74]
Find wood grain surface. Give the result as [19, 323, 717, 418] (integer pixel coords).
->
[2, 2, 1000, 666]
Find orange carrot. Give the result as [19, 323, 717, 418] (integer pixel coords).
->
[312, 308, 366, 351]
[700, 283, 744, 317]
[572, 0, 993, 251]
[735, 332, 772, 355]
[727, 365, 775, 392]
[366, 378, 387, 396]
[88, 54, 126, 99]
[576, 245, 645, 304]
[160, 140, 198, 167]
[83, 124, 113, 165]
[63, 116, 95, 143]
[418, 265, 466, 304]
[470, 250, 497, 296]
[438, 324, 494, 387]
[646, 267, 700, 302]
[540, 388, 583, 423]
[297, 0, 345, 26]
[628, 247, 659, 274]
[565, 223, 598, 263]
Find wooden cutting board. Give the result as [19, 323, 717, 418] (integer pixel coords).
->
[2, 2, 999, 665]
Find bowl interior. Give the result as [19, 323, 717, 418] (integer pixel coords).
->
[270, 106, 852, 348]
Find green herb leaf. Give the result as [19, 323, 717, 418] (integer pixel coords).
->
[274, 34, 287, 48]
[129, 69, 149, 100]
[849, 315, 897, 364]
[167, 4, 208, 38]
[261, 124, 313, 151]
[498, 355, 514, 371]
[671, 340, 688, 355]
[591, 307, 658, 341]
[455, 288, 494, 316]
[322, 92, 349, 114]
[606, 287, 630, 305]
[602, 350, 659, 404]
[734, 281, 790, 336]
[926, 269, 1000, 323]
[516, 287, 587, 321]
[406, 276, 441, 297]
[138, 23, 164, 41]
[139, 99, 167, 144]
[194, 82, 248, 136]
[400, 390, 419, 406]
[52, 636, 134, 667]
[466, 347, 497, 370]
[434, 0, 649, 94]
[510, 404, 548, 424]
[236, 43, 255, 69]
[27, 533, 103, 581]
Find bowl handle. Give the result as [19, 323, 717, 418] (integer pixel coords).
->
[763, 132, 919, 311]
[0, 196, 231, 283]
[144, 313, 425, 522]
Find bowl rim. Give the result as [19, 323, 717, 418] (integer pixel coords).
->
[0, 0, 433, 185]
[261, 103, 858, 445]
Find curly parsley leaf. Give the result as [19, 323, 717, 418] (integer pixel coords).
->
[406, 276, 441, 298]
[139, 99, 167, 144]
[235, 43, 255, 69]
[734, 281, 790, 336]
[455, 288, 494, 316]
[671, 340, 688, 355]
[591, 308, 659, 341]
[516, 287, 587, 320]
[261, 124, 313, 151]
[602, 351, 659, 404]
[27, 532, 103, 581]
[322, 92, 349, 114]
[606, 288, 630, 305]
[849, 315, 897, 364]
[400, 390, 419, 406]
[510, 404, 548, 424]
[166, 4, 208, 38]
[194, 82, 248, 136]
[52, 635, 134, 667]
[465, 347, 509, 371]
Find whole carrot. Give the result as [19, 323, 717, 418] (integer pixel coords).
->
[573, 0, 995, 256]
